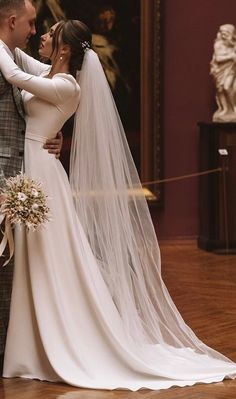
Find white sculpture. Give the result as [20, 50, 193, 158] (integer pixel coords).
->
[210, 24, 236, 122]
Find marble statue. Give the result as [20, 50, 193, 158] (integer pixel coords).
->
[210, 24, 236, 122]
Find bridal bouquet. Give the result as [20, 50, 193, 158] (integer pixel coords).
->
[0, 173, 50, 231]
[0, 173, 51, 265]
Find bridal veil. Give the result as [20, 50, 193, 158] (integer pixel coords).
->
[70, 49, 232, 363]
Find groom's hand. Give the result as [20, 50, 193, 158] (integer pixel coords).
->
[44, 131, 63, 159]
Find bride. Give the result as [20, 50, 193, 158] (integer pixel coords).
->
[0, 19, 236, 391]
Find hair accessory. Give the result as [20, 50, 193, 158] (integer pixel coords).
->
[81, 41, 90, 52]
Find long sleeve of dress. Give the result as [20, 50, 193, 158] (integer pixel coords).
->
[0, 46, 80, 105]
[14, 48, 51, 76]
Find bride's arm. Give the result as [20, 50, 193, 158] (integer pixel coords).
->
[0, 46, 80, 104]
[14, 48, 51, 76]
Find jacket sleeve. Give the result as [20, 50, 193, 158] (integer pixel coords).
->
[0, 46, 80, 105]
[14, 48, 51, 76]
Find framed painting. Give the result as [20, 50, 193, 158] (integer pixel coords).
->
[30, 0, 163, 206]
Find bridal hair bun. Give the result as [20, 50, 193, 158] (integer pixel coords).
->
[81, 41, 91, 52]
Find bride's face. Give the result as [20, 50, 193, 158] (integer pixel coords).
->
[39, 23, 60, 60]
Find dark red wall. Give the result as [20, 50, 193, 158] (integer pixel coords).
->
[153, 0, 236, 239]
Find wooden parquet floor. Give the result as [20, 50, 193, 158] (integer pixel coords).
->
[1, 240, 236, 399]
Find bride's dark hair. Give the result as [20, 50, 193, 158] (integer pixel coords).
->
[52, 20, 92, 77]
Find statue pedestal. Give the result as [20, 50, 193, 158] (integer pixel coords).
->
[198, 122, 236, 253]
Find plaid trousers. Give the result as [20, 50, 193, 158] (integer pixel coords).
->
[0, 72, 25, 356]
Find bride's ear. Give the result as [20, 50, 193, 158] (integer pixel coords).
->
[60, 44, 71, 59]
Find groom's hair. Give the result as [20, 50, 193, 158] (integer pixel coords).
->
[0, 0, 26, 20]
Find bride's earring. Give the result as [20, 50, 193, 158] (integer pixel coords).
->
[60, 56, 63, 61]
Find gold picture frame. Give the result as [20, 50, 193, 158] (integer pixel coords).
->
[141, 0, 163, 206]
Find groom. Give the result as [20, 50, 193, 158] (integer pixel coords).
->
[0, 0, 62, 372]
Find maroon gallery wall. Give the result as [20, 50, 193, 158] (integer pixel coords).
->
[153, 0, 236, 239]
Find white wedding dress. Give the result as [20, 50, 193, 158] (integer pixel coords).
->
[0, 45, 236, 391]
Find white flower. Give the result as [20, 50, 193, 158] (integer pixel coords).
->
[31, 188, 39, 197]
[32, 203, 39, 211]
[17, 192, 27, 202]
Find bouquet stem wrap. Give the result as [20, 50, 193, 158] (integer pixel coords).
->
[0, 214, 14, 266]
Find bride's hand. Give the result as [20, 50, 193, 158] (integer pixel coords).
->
[0, 194, 7, 204]
[44, 131, 63, 159]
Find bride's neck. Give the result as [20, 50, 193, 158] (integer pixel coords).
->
[48, 59, 69, 77]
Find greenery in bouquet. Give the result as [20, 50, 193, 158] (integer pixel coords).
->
[0, 173, 51, 231]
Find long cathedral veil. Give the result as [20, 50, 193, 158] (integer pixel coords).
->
[70, 49, 232, 362]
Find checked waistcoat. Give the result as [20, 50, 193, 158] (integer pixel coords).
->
[0, 71, 25, 359]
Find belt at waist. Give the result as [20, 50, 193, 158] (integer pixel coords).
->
[25, 133, 47, 143]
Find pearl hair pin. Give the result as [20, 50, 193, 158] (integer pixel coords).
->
[81, 41, 90, 52]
